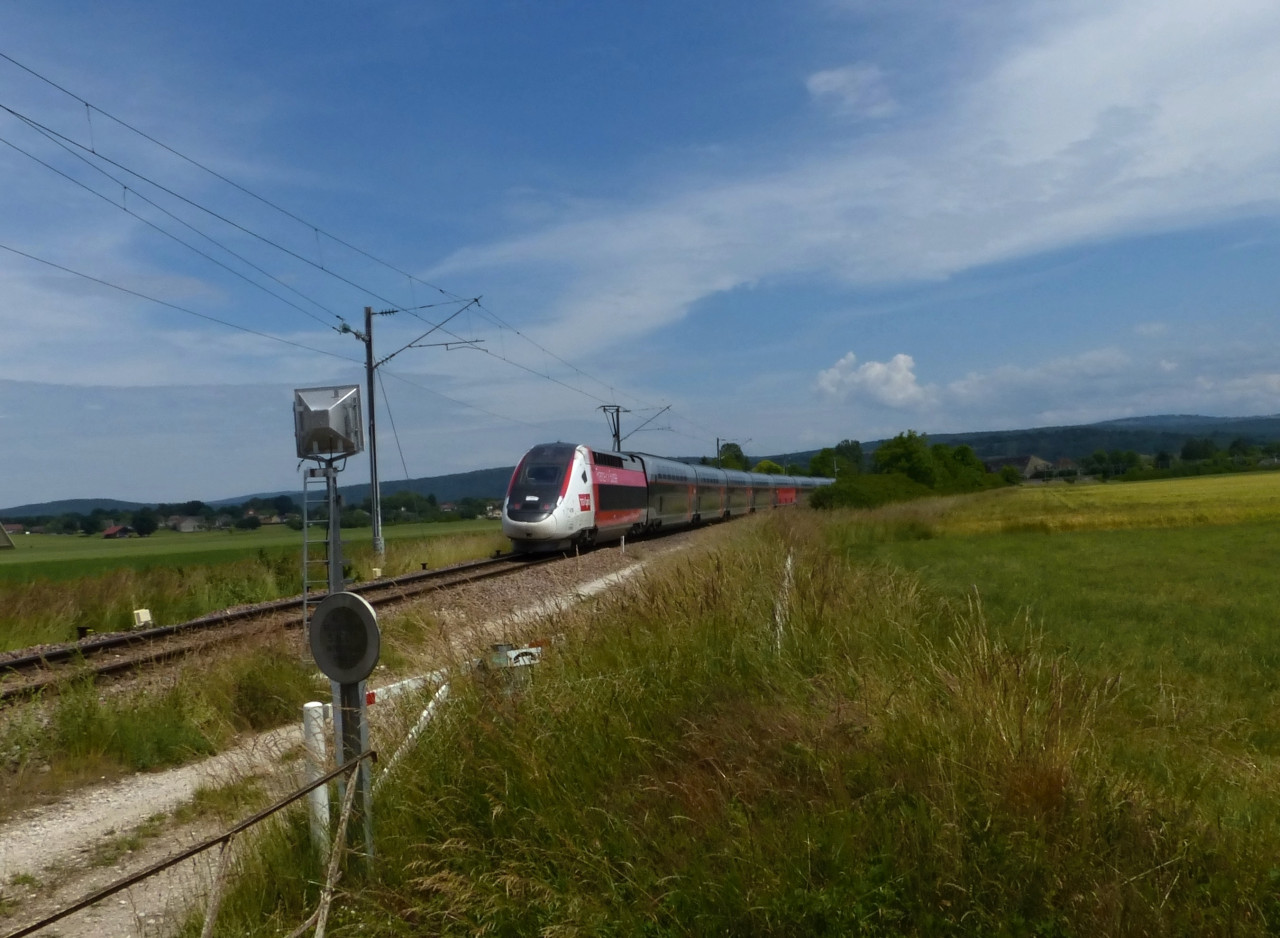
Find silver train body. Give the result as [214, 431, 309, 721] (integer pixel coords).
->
[502, 442, 832, 552]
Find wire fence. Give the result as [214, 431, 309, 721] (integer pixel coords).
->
[3, 750, 376, 938]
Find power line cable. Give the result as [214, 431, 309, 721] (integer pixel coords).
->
[378, 366, 546, 431]
[0, 124, 341, 330]
[0, 240, 356, 363]
[0, 101, 423, 315]
[376, 369, 411, 481]
[0, 50, 467, 303]
[1, 53, 728, 453]
[0, 54, 663, 410]
[470, 297, 651, 407]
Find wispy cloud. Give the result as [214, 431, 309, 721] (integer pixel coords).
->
[435, 0, 1280, 363]
[806, 64, 897, 119]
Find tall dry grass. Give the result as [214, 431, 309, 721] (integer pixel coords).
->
[192, 510, 1280, 935]
[0, 530, 507, 650]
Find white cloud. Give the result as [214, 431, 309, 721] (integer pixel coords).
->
[816, 352, 933, 407]
[432, 0, 1280, 368]
[806, 64, 897, 119]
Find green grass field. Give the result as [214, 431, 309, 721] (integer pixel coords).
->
[0, 520, 501, 583]
[192, 485, 1280, 936]
[12, 475, 1280, 934]
[0, 520, 504, 649]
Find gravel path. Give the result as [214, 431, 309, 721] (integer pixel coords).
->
[0, 531, 700, 937]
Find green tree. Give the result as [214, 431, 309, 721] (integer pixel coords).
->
[717, 443, 748, 471]
[872, 431, 936, 487]
[234, 515, 262, 531]
[809, 448, 849, 479]
[753, 459, 784, 475]
[133, 508, 160, 537]
[1181, 437, 1217, 461]
[834, 439, 863, 473]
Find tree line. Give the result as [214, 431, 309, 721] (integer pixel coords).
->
[1074, 436, 1280, 481]
[4, 495, 302, 536]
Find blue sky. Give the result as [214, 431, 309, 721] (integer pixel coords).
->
[4, 0, 1280, 506]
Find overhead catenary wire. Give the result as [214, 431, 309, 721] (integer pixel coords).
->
[0, 240, 356, 364]
[3, 95, 631, 414]
[0, 101, 422, 314]
[0, 54, 675, 410]
[0, 50, 466, 303]
[375, 370, 411, 481]
[0, 125, 341, 330]
[0, 52, 734, 457]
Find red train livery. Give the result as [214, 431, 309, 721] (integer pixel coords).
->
[502, 442, 830, 552]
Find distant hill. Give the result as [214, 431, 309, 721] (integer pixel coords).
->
[0, 497, 144, 518]
[8, 415, 1280, 518]
[332, 467, 515, 506]
[2, 469, 517, 519]
[923, 414, 1280, 463]
[764, 415, 1280, 471]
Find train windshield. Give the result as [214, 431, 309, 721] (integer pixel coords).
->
[507, 443, 576, 517]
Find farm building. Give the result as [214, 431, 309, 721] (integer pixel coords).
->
[984, 455, 1055, 479]
[102, 525, 135, 539]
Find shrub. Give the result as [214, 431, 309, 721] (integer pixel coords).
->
[811, 472, 933, 509]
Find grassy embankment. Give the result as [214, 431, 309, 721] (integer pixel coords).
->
[192, 474, 1280, 936]
[0, 522, 505, 814]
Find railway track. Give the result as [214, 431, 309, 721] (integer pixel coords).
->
[0, 552, 558, 704]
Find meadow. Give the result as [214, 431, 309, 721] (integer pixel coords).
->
[0, 520, 503, 648]
[188, 473, 1280, 936]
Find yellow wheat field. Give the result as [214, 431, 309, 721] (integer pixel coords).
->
[864, 471, 1280, 536]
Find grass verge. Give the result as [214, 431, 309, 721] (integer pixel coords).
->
[196, 510, 1280, 935]
[0, 640, 324, 819]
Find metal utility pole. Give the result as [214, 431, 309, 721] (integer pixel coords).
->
[364, 306, 385, 556]
[600, 405, 628, 451]
[341, 301, 482, 558]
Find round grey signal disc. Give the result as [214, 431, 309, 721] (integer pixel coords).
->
[309, 591, 380, 684]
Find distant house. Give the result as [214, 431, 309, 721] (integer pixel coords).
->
[3, 523, 23, 536]
[167, 515, 204, 533]
[984, 455, 1054, 479]
[102, 525, 135, 539]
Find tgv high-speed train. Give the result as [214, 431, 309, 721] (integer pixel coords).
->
[502, 442, 832, 552]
